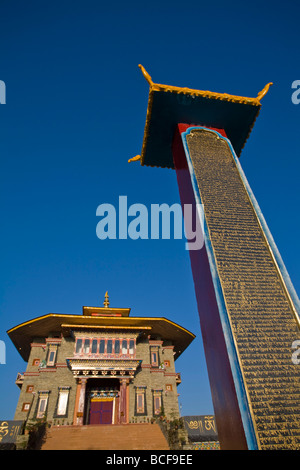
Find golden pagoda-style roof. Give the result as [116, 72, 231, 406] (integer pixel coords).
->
[129, 65, 273, 169]
[7, 310, 195, 362]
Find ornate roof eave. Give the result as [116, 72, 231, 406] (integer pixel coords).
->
[129, 65, 273, 169]
[7, 313, 196, 362]
[138, 64, 272, 106]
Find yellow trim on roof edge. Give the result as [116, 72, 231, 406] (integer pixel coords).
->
[7, 313, 196, 338]
[61, 323, 152, 330]
[138, 64, 273, 106]
[129, 65, 273, 167]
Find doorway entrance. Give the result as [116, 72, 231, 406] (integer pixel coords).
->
[85, 378, 120, 425]
[89, 399, 114, 424]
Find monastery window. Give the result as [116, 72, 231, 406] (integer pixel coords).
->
[32, 359, 40, 366]
[114, 339, 120, 354]
[91, 339, 98, 354]
[48, 351, 55, 364]
[74, 336, 136, 358]
[135, 386, 147, 415]
[164, 360, 170, 368]
[137, 394, 144, 411]
[83, 338, 90, 354]
[99, 339, 105, 354]
[151, 352, 158, 366]
[150, 347, 159, 367]
[36, 391, 50, 419]
[166, 384, 173, 392]
[75, 338, 82, 354]
[55, 387, 70, 417]
[154, 396, 161, 415]
[122, 339, 128, 355]
[22, 403, 31, 412]
[47, 345, 58, 367]
[26, 385, 34, 393]
[37, 398, 47, 419]
[137, 393, 145, 414]
[129, 340, 134, 355]
[107, 339, 113, 354]
[152, 390, 163, 416]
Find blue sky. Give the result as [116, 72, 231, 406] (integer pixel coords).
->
[0, 0, 299, 420]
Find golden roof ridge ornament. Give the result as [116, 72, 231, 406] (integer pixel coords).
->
[103, 291, 110, 308]
[128, 155, 141, 163]
[139, 64, 153, 86]
[256, 82, 273, 101]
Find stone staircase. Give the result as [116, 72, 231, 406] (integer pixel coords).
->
[40, 423, 170, 450]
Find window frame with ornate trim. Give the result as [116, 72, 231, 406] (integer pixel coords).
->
[22, 402, 31, 412]
[152, 389, 163, 416]
[134, 386, 147, 416]
[150, 346, 160, 368]
[54, 387, 71, 418]
[36, 391, 50, 419]
[46, 344, 58, 367]
[74, 336, 136, 359]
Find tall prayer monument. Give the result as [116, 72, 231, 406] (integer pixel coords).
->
[130, 65, 300, 450]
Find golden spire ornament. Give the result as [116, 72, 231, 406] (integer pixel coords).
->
[103, 291, 110, 308]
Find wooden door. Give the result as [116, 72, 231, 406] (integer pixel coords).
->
[89, 399, 113, 424]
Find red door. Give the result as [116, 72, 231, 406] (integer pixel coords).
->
[89, 400, 113, 424]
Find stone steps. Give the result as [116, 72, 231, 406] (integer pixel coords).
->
[41, 423, 170, 450]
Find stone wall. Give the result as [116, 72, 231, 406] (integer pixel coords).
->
[129, 340, 180, 421]
[14, 332, 181, 424]
[14, 336, 76, 424]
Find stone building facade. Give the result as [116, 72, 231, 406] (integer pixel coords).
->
[8, 294, 195, 426]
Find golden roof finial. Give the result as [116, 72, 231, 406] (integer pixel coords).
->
[256, 82, 273, 102]
[138, 64, 153, 86]
[103, 291, 110, 308]
[128, 154, 141, 163]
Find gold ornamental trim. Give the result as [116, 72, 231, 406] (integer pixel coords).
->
[129, 65, 273, 167]
[67, 357, 141, 370]
[61, 323, 151, 331]
[138, 64, 272, 106]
